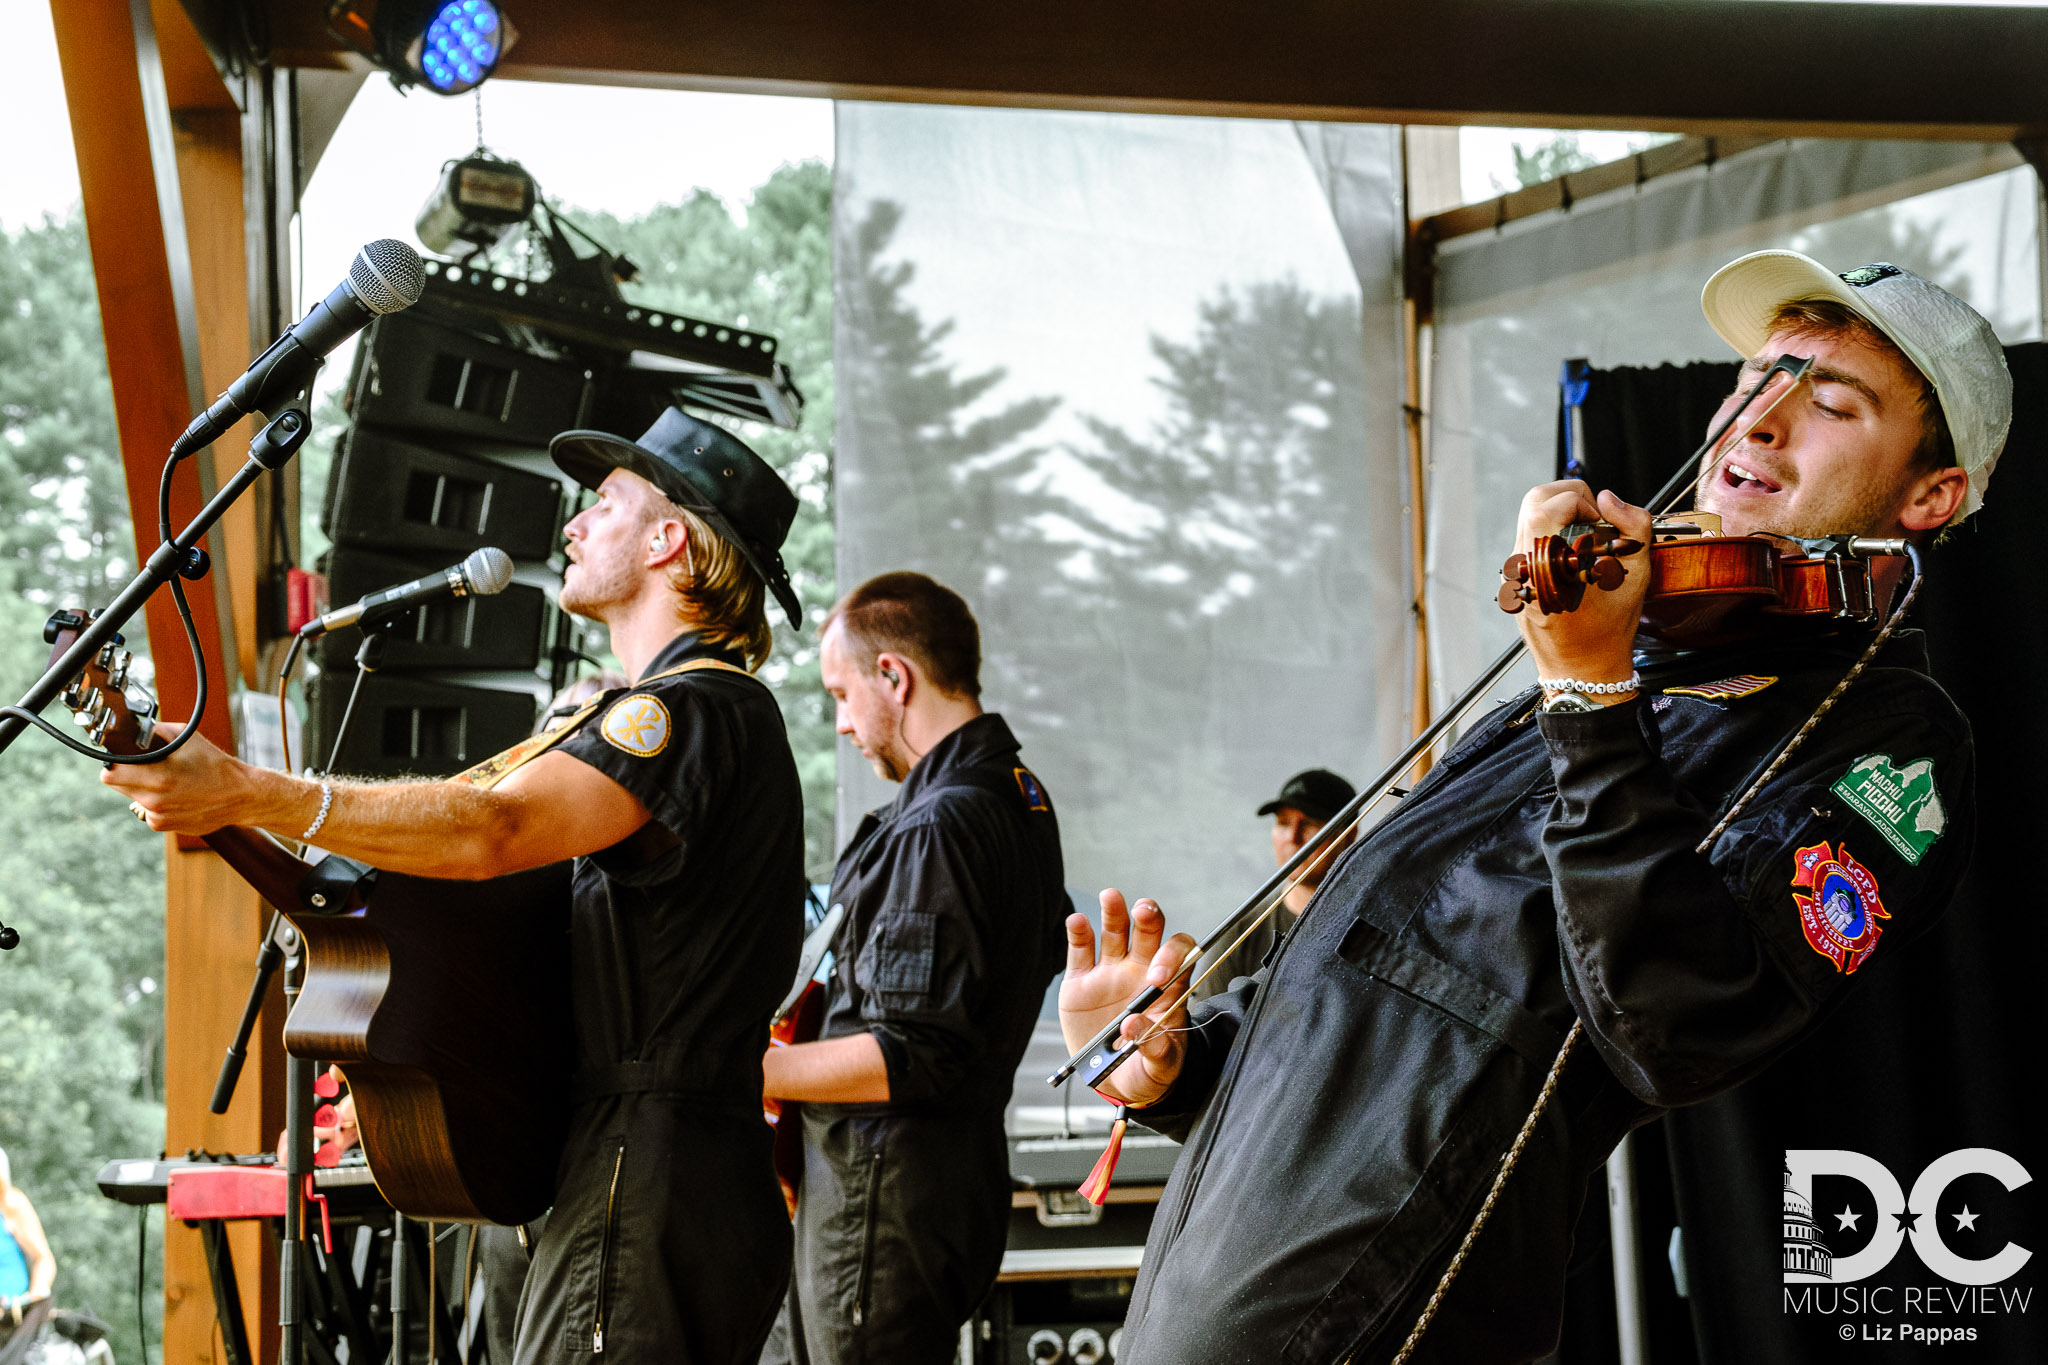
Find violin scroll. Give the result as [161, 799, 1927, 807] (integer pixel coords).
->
[1497, 528, 1643, 616]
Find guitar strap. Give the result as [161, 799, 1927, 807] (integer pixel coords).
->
[448, 658, 756, 791]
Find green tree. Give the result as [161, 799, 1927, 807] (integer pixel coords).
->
[1510, 132, 1602, 188]
[0, 212, 166, 1365]
[0, 214, 131, 603]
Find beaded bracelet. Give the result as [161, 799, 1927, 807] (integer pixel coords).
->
[1536, 673, 1641, 696]
[301, 782, 335, 843]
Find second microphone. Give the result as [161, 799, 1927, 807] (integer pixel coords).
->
[301, 547, 515, 638]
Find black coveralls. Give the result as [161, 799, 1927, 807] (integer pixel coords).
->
[770, 713, 1070, 1364]
[515, 632, 806, 1365]
[1119, 632, 1974, 1365]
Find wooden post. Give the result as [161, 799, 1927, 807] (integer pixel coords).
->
[1399, 133, 1439, 779]
[47, 5, 283, 1363]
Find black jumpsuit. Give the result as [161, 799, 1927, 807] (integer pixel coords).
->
[768, 713, 1070, 1364]
[515, 631, 806, 1365]
[1119, 632, 1974, 1365]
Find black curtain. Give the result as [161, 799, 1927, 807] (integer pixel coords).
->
[1554, 350, 2046, 1365]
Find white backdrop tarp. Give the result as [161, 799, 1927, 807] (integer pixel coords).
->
[832, 105, 1412, 941]
[1427, 139, 2041, 715]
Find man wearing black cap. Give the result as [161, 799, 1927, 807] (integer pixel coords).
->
[110, 407, 811, 1364]
[1193, 769, 1357, 1003]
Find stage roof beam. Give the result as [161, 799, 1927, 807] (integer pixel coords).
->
[249, 0, 2048, 141]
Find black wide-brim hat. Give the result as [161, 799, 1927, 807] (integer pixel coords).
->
[550, 407, 802, 628]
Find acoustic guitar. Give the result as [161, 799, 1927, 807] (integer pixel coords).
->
[52, 616, 572, 1226]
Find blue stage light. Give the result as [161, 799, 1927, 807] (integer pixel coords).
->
[329, 0, 506, 96]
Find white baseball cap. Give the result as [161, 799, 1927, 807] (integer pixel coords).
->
[1701, 250, 2012, 520]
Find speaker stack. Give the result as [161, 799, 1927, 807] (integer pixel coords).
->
[310, 308, 584, 778]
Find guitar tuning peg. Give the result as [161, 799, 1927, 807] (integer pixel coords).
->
[108, 652, 132, 690]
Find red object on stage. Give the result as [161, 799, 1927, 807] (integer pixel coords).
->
[286, 567, 328, 634]
[167, 1165, 288, 1220]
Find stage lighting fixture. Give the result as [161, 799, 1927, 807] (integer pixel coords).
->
[416, 154, 538, 255]
[327, 0, 512, 96]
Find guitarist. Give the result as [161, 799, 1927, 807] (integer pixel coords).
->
[108, 408, 810, 1365]
[759, 572, 1070, 1365]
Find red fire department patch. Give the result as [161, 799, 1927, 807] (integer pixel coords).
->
[1790, 841, 1890, 974]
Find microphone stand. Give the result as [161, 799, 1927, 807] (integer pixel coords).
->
[210, 914, 299, 1115]
[263, 611, 403, 1365]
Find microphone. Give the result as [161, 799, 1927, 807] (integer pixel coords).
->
[172, 240, 426, 458]
[300, 548, 514, 638]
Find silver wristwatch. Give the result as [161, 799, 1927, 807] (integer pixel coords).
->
[1540, 689, 1600, 714]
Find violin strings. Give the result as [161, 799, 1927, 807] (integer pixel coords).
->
[1658, 365, 1813, 518]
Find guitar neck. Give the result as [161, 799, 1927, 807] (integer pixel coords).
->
[201, 825, 312, 911]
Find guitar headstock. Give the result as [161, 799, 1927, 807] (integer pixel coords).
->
[46, 609, 159, 758]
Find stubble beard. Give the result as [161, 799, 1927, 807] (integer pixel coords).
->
[560, 557, 634, 622]
[861, 712, 912, 783]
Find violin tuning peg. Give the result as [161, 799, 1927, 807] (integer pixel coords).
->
[1607, 538, 1644, 557]
[1589, 557, 1626, 591]
[1496, 581, 1528, 615]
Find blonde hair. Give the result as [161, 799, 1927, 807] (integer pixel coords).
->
[657, 498, 773, 671]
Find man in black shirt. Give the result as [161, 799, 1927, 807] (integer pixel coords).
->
[761, 571, 1069, 1365]
[110, 407, 810, 1364]
[1059, 255, 2007, 1362]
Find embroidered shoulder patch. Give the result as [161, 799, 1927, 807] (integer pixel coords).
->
[601, 694, 670, 757]
[1831, 753, 1945, 865]
[1791, 841, 1890, 974]
[1014, 766, 1051, 812]
[1663, 674, 1778, 701]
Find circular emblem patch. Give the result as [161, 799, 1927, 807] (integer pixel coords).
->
[601, 694, 670, 758]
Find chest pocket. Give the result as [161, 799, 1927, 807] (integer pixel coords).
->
[858, 910, 937, 1011]
[1335, 917, 1563, 1066]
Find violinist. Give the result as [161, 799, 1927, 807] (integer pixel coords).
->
[107, 409, 810, 1365]
[1058, 253, 2006, 1364]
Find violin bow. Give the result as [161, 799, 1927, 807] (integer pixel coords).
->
[1050, 353, 1817, 1092]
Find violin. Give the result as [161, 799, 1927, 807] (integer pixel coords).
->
[1497, 511, 1910, 646]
